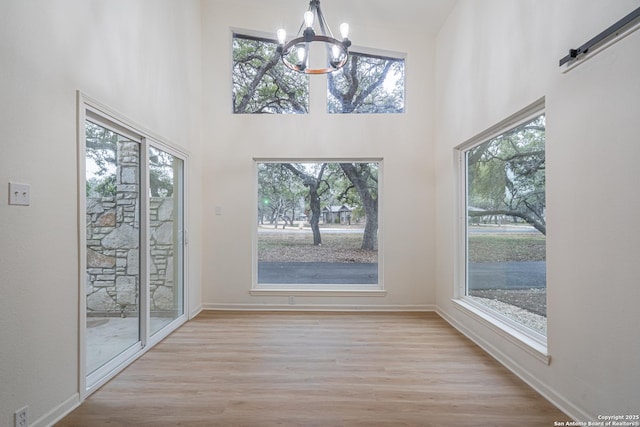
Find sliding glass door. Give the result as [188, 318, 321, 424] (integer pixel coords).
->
[85, 119, 142, 377]
[149, 147, 184, 336]
[81, 99, 188, 394]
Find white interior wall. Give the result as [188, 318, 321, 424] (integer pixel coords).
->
[435, 0, 640, 419]
[0, 1, 203, 425]
[201, 0, 438, 310]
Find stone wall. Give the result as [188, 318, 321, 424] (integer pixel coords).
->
[86, 140, 178, 317]
[86, 196, 177, 316]
[149, 197, 178, 314]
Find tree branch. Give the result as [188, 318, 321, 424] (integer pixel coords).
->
[235, 51, 280, 113]
[468, 209, 546, 235]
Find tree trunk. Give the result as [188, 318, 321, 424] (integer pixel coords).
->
[309, 189, 322, 245]
[283, 163, 327, 245]
[340, 163, 378, 250]
[361, 207, 378, 250]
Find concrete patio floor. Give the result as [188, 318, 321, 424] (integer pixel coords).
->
[86, 316, 174, 374]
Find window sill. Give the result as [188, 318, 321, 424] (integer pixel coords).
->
[251, 283, 386, 297]
[452, 298, 550, 365]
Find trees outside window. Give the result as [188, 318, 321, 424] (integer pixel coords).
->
[232, 34, 309, 114]
[464, 113, 547, 337]
[256, 161, 380, 286]
[232, 32, 405, 114]
[328, 52, 405, 114]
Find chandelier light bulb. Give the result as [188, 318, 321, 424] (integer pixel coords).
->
[277, 28, 287, 44]
[340, 22, 349, 39]
[304, 11, 314, 28]
[297, 46, 306, 63]
[332, 45, 341, 60]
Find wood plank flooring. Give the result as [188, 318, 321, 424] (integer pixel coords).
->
[57, 311, 566, 426]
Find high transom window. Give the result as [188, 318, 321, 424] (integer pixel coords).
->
[232, 33, 309, 114]
[328, 52, 405, 114]
[232, 32, 405, 115]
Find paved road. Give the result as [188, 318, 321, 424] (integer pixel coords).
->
[258, 262, 378, 284]
[468, 261, 546, 289]
[258, 261, 545, 288]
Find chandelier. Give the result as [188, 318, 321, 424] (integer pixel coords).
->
[276, 0, 351, 75]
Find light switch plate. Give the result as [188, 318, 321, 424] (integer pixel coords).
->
[9, 182, 31, 206]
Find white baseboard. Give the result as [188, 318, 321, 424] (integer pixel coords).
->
[189, 304, 203, 319]
[34, 393, 79, 427]
[202, 303, 436, 312]
[435, 306, 591, 422]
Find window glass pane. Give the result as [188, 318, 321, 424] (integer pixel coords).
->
[149, 147, 184, 336]
[233, 34, 309, 114]
[328, 52, 405, 114]
[85, 120, 140, 374]
[466, 114, 546, 336]
[257, 162, 379, 285]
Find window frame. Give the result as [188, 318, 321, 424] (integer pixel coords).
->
[453, 98, 549, 363]
[251, 158, 386, 297]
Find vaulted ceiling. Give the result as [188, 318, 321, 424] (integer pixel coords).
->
[232, 0, 458, 35]
[330, 0, 457, 34]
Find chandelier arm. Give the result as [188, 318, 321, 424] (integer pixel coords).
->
[315, 2, 334, 38]
[293, 0, 315, 38]
[281, 37, 348, 74]
[277, 0, 350, 75]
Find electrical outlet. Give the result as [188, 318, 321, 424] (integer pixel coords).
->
[8, 182, 31, 206]
[15, 406, 28, 427]
[288, 296, 295, 305]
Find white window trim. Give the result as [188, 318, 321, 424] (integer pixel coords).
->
[252, 158, 384, 296]
[452, 298, 549, 364]
[453, 98, 549, 361]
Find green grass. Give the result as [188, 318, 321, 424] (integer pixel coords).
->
[468, 234, 546, 263]
[257, 229, 544, 264]
[257, 232, 363, 250]
[257, 231, 376, 263]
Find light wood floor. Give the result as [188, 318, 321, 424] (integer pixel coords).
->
[57, 311, 565, 426]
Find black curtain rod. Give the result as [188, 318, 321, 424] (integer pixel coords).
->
[559, 6, 640, 66]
